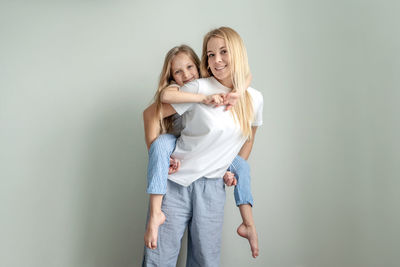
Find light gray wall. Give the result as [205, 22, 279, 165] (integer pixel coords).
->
[1, 0, 399, 266]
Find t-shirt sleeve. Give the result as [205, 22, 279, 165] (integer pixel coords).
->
[171, 80, 200, 115]
[251, 90, 263, 126]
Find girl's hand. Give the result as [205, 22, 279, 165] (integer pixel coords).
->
[223, 171, 237, 186]
[203, 92, 239, 110]
[203, 94, 224, 106]
[168, 157, 181, 174]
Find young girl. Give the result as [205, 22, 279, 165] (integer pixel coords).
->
[143, 40, 260, 262]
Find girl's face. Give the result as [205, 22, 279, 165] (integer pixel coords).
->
[206, 37, 232, 88]
[171, 52, 199, 86]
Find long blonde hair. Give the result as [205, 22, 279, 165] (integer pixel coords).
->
[154, 45, 201, 133]
[200, 27, 254, 139]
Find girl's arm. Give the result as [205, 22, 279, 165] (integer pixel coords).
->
[160, 86, 205, 103]
[143, 102, 176, 150]
[161, 85, 223, 105]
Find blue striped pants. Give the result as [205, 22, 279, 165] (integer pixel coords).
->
[143, 178, 226, 266]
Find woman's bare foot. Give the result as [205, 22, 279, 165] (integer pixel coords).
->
[144, 211, 166, 249]
[237, 223, 259, 258]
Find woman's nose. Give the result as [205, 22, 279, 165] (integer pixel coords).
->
[215, 53, 222, 63]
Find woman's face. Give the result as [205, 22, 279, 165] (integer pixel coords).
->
[206, 37, 232, 88]
[171, 52, 199, 86]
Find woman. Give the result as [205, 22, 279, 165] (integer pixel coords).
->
[143, 27, 263, 266]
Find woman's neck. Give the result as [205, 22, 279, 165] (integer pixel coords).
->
[214, 77, 233, 90]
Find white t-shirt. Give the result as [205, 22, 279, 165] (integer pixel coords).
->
[169, 77, 263, 186]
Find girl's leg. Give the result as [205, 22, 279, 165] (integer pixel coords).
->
[229, 155, 259, 258]
[237, 205, 259, 258]
[146, 134, 177, 195]
[229, 155, 253, 207]
[143, 180, 191, 267]
[144, 195, 165, 249]
[144, 134, 177, 249]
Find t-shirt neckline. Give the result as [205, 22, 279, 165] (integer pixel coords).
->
[210, 76, 232, 92]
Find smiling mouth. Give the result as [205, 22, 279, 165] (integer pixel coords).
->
[215, 65, 227, 71]
[184, 77, 194, 83]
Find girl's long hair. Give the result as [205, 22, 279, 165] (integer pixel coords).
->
[200, 27, 254, 139]
[154, 45, 200, 133]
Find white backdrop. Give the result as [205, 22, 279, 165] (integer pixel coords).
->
[1, 0, 399, 266]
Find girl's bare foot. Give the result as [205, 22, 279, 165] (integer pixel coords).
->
[237, 223, 259, 258]
[144, 211, 166, 249]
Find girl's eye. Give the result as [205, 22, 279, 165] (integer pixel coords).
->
[175, 70, 181, 74]
[208, 53, 214, 58]
[221, 50, 227, 54]
[188, 65, 193, 69]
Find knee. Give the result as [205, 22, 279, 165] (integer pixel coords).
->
[149, 134, 177, 155]
[232, 156, 250, 174]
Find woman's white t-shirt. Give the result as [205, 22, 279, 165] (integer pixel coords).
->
[169, 77, 263, 186]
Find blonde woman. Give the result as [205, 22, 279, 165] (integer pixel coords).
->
[143, 28, 263, 266]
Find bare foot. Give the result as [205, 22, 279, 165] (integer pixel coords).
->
[237, 223, 259, 258]
[144, 211, 166, 249]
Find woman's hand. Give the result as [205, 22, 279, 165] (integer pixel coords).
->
[223, 171, 237, 186]
[203, 92, 240, 110]
[168, 157, 181, 174]
[203, 94, 224, 106]
[222, 92, 240, 111]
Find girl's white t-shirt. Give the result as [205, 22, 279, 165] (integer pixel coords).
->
[169, 77, 263, 186]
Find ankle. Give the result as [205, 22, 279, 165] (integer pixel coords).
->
[242, 221, 255, 228]
[150, 210, 163, 217]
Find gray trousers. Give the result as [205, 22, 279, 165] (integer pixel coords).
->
[143, 177, 226, 267]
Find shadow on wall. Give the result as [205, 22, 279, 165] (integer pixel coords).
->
[71, 96, 149, 266]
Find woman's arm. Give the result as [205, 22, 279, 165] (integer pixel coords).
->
[245, 73, 252, 89]
[143, 102, 177, 150]
[222, 73, 252, 110]
[224, 126, 258, 186]
[238, 126, 258, 160]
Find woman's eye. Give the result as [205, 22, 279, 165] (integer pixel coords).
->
[208, 54, 214, 58]
[221, 50, 227, 54]
[188, 65, 193, 69]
